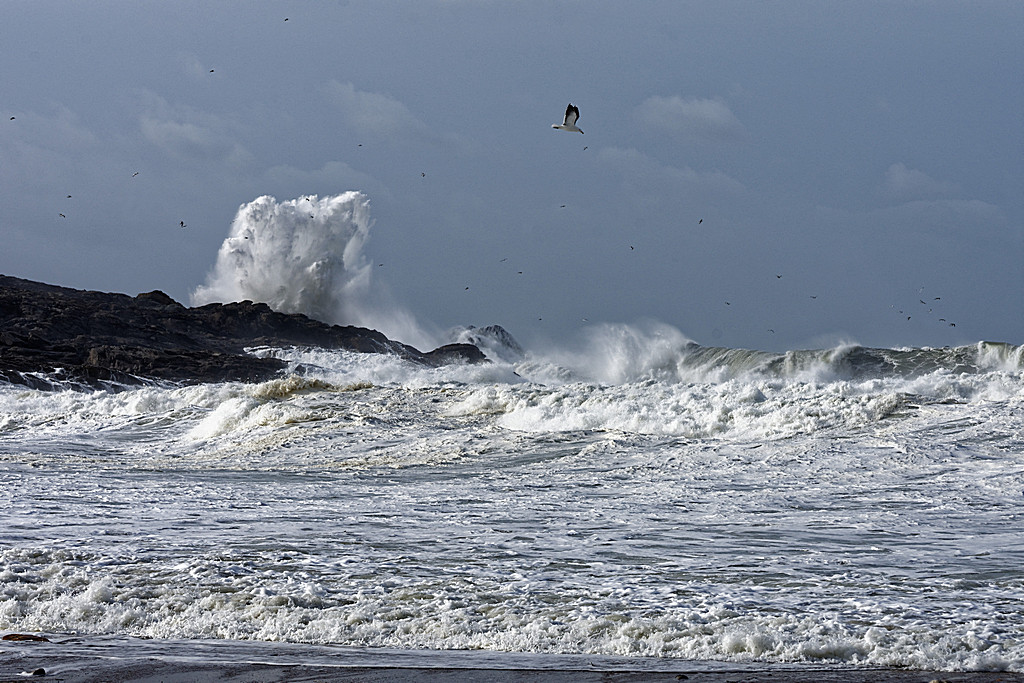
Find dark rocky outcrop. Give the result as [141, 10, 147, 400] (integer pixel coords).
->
[1, 633, 50, 642]
[0, 274, 485, 390]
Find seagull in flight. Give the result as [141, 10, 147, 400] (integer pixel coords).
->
[552, 103, 583, 134]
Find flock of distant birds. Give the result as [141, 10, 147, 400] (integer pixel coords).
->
[9, 93, 958, 335]
[720, 280, 957, 333]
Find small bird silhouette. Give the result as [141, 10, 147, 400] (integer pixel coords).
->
[180, 221, 186, 228]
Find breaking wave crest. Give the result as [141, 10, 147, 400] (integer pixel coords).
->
[441, 325, 1024, 439]
[513, 322, 1024, 386]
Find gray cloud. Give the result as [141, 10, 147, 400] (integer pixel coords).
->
[262, 161, 390, 202]
[322, 80, 432, 141]
[633, 96, 747, 143]
[138, 95, 252, 167]
[884, 163, 959, 200]
[600, 146, 746, 196]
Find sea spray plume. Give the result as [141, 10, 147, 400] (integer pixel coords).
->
[191, 193, 436, 349]
[530, 321, 706, 384]
[192, 193, 369, 322]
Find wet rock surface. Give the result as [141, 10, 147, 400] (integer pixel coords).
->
[0, 274, 485, 389]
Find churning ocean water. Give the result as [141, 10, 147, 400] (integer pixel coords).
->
[1, 194, 1022, 674]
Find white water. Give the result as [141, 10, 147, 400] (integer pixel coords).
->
[2, 336, 1023, 672]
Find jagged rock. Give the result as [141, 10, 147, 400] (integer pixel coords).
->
[450, 324, 524, 362]
[1, 634, 50, 642]
[0, 275, 486, 389]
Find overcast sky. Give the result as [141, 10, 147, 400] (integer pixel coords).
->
[2, 1, 1021, 352]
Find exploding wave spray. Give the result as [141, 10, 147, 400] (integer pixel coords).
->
[191, 193, 435, 350]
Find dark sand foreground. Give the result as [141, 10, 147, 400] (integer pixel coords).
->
[2, 635, 1022, 683]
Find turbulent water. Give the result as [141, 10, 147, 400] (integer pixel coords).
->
[2, 194, 1023, 672]
[1, 331, 1022, 672]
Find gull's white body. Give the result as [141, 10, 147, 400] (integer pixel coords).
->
[552, 103, 584, 134]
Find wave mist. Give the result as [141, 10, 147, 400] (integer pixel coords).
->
[191, 192, 434, 349]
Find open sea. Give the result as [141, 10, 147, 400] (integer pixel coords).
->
[2, 328, 1022, 673]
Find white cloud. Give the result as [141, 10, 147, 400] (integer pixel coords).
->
[634, 95, 747, 142]
[0, 106, 101, 181]
[262, 161, 390, 201]
[137, 94, 253, 167]
[884, 162, 959, 200]
[141, 117, 215, 152]
[600, 146, 746, 196]
[323, 80, 431, 140]
[180, 53, 215, 80]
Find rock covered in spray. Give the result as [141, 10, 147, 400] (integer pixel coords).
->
[0, 274, 485, 390]
[449, 325, 525, 363]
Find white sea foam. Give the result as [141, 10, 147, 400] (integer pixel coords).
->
[3, 332, 1019, 448]
[3, 322, 1023, 672]
[445, 376, 908, 439]
[2, 543, 1020, 671]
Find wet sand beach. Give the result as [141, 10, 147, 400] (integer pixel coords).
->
[3, 636, 1022, 683]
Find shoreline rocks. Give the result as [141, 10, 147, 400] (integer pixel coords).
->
[0, 274, 485, 390]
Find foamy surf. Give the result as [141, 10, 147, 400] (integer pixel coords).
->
[3, 328, 1023, 672]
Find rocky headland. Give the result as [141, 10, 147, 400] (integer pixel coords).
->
[0, 274, 485, 390]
